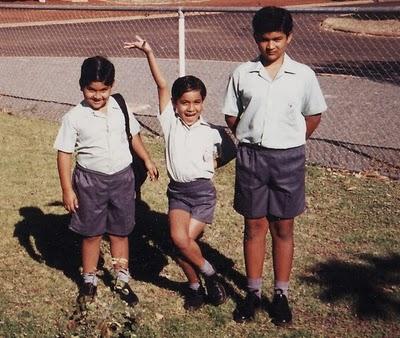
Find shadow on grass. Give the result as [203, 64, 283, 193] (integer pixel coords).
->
[13, 205, 82, 283]
[130, 200, 247, 303]
[13, 201, 247, 304]
[300, 253, 400, 320]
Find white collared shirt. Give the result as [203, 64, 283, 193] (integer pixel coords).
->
[158, 101, 222, 183]
[54, 96, 141, 174]
[223, 54, 327, 149]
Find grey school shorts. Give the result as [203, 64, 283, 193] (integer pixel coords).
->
[234, 143, 306, 219]
[70, 164, 136, 237]
[167, 179, 217, 224]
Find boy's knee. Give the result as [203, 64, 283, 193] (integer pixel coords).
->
[270, 220, 294, 241]
[83, 235, 102, 243]
[244, 218, 268, 240]
[171, 233, 191, 251]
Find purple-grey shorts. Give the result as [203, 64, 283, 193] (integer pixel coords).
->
[234, 143, 306, 219]
[167, 179, 216, 224]
[70, 164, 136, 237]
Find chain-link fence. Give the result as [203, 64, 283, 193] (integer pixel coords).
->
[0, 4, 399, 178]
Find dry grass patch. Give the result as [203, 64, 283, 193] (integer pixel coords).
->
[322, 16, 400, 37]
[0, 111, 399, 337]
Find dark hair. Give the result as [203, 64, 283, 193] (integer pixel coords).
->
[252, 6, 293, 36]
[79, 55, 115, 90]
[171, 75, 207, 102]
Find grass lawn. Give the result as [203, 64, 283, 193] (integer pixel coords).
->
[0, 111, 399, 337]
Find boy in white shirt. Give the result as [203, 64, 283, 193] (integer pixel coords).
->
[124, 36, 227, 311]
[223, 7, 327, 325]
[54, 56, 158, 312]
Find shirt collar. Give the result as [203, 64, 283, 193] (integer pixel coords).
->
[81, 96, 120, 117]
[249, 54, 297, 75]
[177, 114, 209, 129]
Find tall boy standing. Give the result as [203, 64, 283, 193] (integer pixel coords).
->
[223, 7, 327, 325]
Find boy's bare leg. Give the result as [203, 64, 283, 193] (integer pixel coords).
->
[109, 234, 138, 306]
[82, 235, 102, 273]
[268, 218, 294, 325]
[109, 235, 129, 271]
[173, 218, 206, 283]
[233, 217, 269, 322]
[169, 209, 206, 268]
[76, 235, 101, 310]
[244, 217, 269, 279]
[269, 218, 294, 285]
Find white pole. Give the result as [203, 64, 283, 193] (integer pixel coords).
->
[178, 8, 185, 77]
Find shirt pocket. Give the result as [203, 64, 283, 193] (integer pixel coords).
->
[285, 100, 300, 126]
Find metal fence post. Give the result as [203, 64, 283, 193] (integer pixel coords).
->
[178, 8, 185, 77]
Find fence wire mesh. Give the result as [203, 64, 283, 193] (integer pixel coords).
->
[0, 6, 399, 178]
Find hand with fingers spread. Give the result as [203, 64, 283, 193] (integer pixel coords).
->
[124, 35, 153, 55]
[124, 35, 169, 113]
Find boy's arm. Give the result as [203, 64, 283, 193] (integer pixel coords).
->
[131, 133, 159, 181]
[305, 113, 321, 140]
[57, 150, 79, 213]
[124, 36, 170, 113]
[225, 115, 239, 136]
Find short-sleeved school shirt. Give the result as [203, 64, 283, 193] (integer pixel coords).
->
[158, 101, 222, 183]
[54, 96, 141, 175]
[223, 54, 327, 149]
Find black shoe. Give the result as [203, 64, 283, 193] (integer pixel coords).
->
[113, 279, 139, 307]
[204, 274, 227, 306]
[233, 291, 261, 323]
[184, 285, 206, 311]
[270, 289, 292, 326]
[76, 282, 97, 313]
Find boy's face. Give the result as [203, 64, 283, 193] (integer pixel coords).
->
[173, 90, 204, 126]
[82, 81, 113, 111]
[254, 31, 292, 65]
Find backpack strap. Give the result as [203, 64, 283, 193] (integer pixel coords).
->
[111, 93, 147, 198]
[112, 93, 133, 153]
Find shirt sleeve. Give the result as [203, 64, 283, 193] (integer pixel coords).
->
[212, 129, 223, 158]
[53, 114, 77, 153]
[302, 71, 328, 116]
[128, 112, 141, 136]
[157, 101, 175, 137]
[222, 72, 241, 117]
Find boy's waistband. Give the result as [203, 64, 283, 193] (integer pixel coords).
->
[169, 178, 211, 188]
[75, 163, 132, 177]
[239, 142, 305, 152]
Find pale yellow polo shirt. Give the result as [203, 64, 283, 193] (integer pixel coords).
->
[158, 101, 222, 183]
[54, 96, 140, 175]
[223, 54, 327, 149]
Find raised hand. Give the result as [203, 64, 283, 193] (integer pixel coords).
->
[123, 35, 152, 54]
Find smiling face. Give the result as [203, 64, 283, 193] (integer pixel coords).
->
[173, 90, 204, 126]
[255, 31, 292, 66]
[82, 81, 112, 111]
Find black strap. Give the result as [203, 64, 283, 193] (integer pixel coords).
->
[112, 93, 134, 154]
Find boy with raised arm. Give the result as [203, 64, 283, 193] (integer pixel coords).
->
[124, 36, 227, 311]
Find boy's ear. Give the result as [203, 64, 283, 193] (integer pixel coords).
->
[287, 32, 293, 43]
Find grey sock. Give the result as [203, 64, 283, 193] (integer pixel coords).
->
[116, 268, 130, 284]
[274, 281, 289, 297]
[247, 277, 262, 298]
[189, 282, 200, 291]
[83, 272, 98, 286]
[199, 260, 215, 277]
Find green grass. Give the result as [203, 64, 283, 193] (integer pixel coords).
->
[0, 111, 399, 337]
